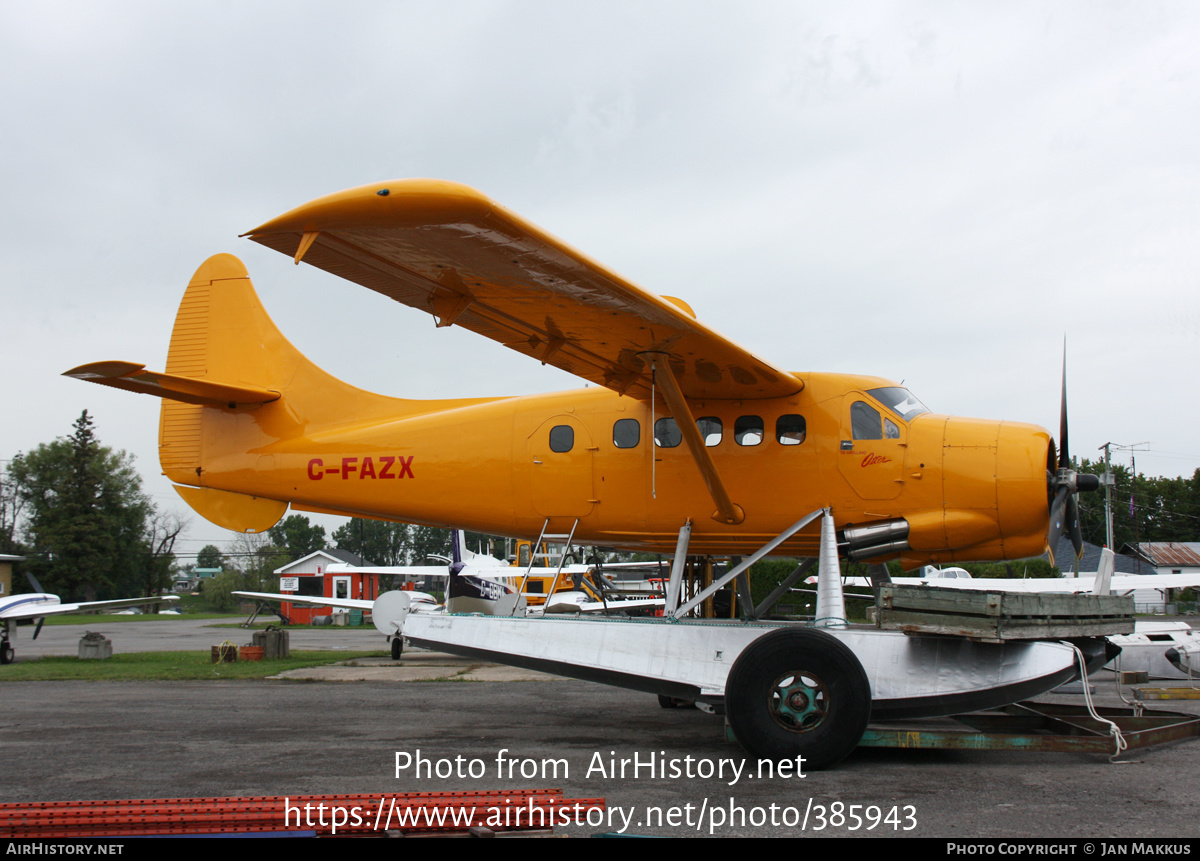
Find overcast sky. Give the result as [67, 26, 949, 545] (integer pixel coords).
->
[3, 1, 1198, 557]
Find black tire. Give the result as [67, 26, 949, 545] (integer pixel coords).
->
[390, 637, 403, 660]
[1, 643, 13, 665]
[725, 628, 870, 770]
[657, 694, 678, 709]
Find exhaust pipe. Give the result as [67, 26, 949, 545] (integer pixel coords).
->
[839, 519, 910, 561]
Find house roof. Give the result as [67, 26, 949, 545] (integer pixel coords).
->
[274, 547, 376, 574]
[1121, 542, 1200, 568]
[1049, 537, 1151, 575]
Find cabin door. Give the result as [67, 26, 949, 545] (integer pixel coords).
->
[526, 414, 596, 519]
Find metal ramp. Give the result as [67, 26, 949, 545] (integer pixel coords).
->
[517, 518, 579, 611]
[857, 701, 1200, 755]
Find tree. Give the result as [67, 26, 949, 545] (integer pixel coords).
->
[268, 514, 326, 560]
[134, 511, 187, 599]
[9, 411, 153, 601]
[0, 459, 25, 555]
[408, 525, 452, 564]
[226, 530, 289, 593]
[197, 544, 224, 570]
[1076, 459, 1200, 549]
[332, 518, 409, 565]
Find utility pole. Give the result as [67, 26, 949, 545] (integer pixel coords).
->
[1098, 442, 1115, 549]
[1097, 441, 1149, 551]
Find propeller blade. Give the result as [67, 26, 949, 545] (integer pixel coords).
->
[1058, 341, 1069, 468]
[1047, 485, 1070, 565]
[1066, 495, 1084, 560]
[33, 617, 45, 640]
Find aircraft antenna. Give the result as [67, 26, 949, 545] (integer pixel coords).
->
[650, 360, 657, 499]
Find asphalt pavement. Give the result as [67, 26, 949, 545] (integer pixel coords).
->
[4, 616, 1200, 838]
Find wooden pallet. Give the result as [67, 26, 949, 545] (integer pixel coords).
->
[875, 584, 1134, 641]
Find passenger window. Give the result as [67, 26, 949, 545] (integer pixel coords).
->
[776, 414, 806, 446]
[549, 425, 574, 452]
[735, 416, 763, 446]
[697, 416, 722, 446]
[851, 401, 882, 440]
[613, 418, 640, 449]
[654, 417, 681, 448]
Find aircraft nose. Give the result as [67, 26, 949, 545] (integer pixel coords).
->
[995, 420, 1056, 552]
[925, 417, 1052, 562]
[896, 417, 1052, 566]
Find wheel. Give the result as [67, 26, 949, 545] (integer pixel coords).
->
[657, 694, 678, 709]
[1, 643, 13, 665]
[724, 628, 870, 770]
[390, 637, 403, 660]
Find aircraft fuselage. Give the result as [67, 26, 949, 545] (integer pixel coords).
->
[186, 372, 1051, 566]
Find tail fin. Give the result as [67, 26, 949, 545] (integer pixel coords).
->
[450, 530, 466, 575]
[158, 254, 289, 489]
[65, 253, 419, 533]
[1091, 547, 1115, 596]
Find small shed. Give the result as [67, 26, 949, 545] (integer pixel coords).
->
[0, 554, 26, 597]
[270, 548, 376, 624]
[1121, 542, 1200, 613]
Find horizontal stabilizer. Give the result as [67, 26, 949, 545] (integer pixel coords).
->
[63, 361, 279, 408]
[174, 485, 287, 533]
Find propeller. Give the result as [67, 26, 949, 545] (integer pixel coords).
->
[25, 572, 47, 640]
[1046, 346, 1100, 566]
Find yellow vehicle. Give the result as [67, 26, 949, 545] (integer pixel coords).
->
[65, 180, 1106, 769]
[64, 179, 1094, 571]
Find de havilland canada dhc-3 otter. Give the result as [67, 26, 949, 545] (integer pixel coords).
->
[66, 179, 1109, 768]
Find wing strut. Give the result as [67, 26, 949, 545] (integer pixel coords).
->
[642, 352, 745, 525]
[672, 507, 827, 619]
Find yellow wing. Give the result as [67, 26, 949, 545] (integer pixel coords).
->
[243, 180, 801, 401]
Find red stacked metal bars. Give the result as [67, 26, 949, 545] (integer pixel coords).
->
[0, 790, 605, 837]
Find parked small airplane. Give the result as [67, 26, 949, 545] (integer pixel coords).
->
[65, 179, 1107, 766]
[1109, 622, 1200, 680]
[821, 550, 1200, 680]
[1, 576, 179, 664]
[63, 178, 1098, 570]
[234, 530, 508, 651]
[827, 548, 1200, 595]
[235, 532, 664, 657]
[1165, 639, 1200, 677]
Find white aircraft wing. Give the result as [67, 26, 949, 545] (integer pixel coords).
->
[542, 592, 666, 614]
[0, 594, 178, 621]
[232, 591, 375, 611]
[831, 573, 1200, 594]
[326, 563, 454, 578]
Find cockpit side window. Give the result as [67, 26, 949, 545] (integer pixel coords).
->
[613, 418, 640, 449]
[851, 401, 883, 440]
[735, 416, 763, 446]
[776, 414, 806, 446]
[654, 417, 682, 448]
[867, 387, 929, 421]
[549, 425, 574, 452]
[697, 416, 722, 446]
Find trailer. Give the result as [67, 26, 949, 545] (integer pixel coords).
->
[385, 509, 1131, 770]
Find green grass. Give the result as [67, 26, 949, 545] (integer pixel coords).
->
[41, 612, 243, 626]
[205, 622, 374, 630]
[39, 613, 378, 630]
[0, 650, 388, 681]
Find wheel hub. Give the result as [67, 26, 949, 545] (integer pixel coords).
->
[770, 672, 828, 732]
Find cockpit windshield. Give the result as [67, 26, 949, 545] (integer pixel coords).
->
[867, 387, 929, 421]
